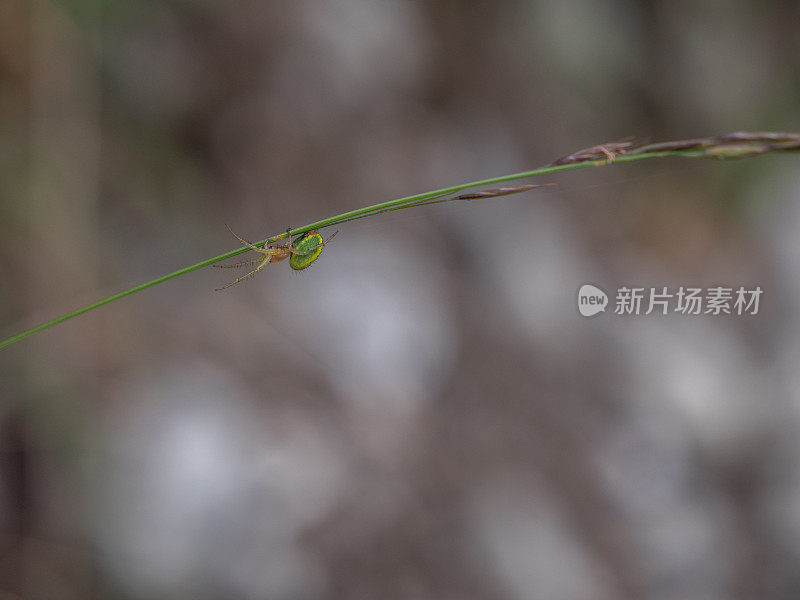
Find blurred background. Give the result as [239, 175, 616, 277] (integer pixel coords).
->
[2, 0, 800, 598]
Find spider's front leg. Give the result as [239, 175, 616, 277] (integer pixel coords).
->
[285, 227, 294, 250]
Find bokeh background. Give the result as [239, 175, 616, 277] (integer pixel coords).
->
[2, 1, 800, 598]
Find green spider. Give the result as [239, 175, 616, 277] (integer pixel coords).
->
[214, 225, 338, 291]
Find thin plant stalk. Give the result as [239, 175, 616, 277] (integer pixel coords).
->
[2, 131, 799, 350]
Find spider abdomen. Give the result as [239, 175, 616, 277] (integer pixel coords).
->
[290, 231, 325, 270]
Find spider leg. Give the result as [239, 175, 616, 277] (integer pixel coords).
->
[215, 255, 271, 291]
[212, 258, 264, 268]
[225, 224, 266, 254]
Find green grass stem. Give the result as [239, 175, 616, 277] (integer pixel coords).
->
[2, 132, 798, 350]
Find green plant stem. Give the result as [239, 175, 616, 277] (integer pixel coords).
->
[2, 135, 798, 351]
